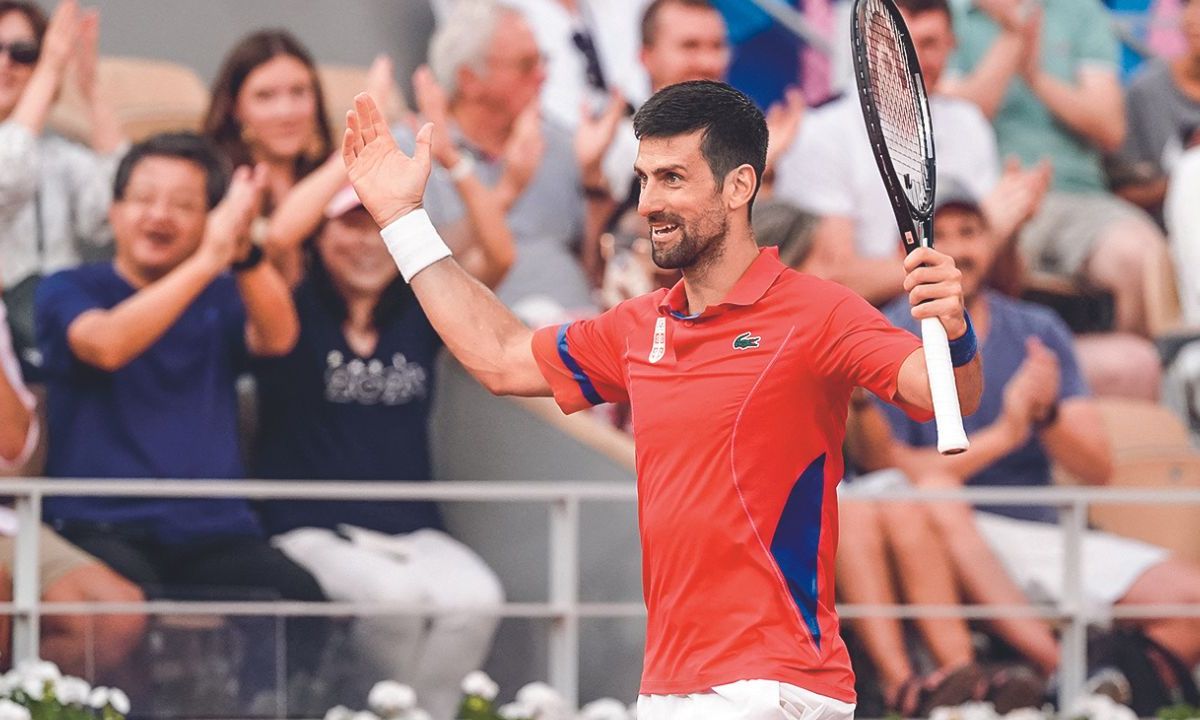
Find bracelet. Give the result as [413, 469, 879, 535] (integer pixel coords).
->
[447, 154, 475, 182]
[232, 243, 264, 273]
[947, 311, 977, 367]
[379, 209, 452, 283]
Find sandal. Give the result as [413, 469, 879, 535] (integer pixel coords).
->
[983, 664, 1047, 714]
[887, 664, 987, 717]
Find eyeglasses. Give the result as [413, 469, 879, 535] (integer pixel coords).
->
[0, 40, 38, 65]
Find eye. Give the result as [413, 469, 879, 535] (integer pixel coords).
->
[665, 173, 682, 184]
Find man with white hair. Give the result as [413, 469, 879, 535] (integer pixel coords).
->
[401, 0, 595, 319]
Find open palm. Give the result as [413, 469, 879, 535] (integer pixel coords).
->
[342, 93, 433, 229]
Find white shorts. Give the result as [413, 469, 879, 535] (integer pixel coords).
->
[974, 511, 1168, 608]
[636, 680, 855, 720]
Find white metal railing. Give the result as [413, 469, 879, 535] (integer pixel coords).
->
[3, 479, 1200, 711]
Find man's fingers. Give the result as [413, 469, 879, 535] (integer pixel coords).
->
[346, 109, 366, 156]
[413, 122, 434, 169]
[366, 93, 390, 140]
[354, 93, 379, 144]
[342, 126, 358, 168]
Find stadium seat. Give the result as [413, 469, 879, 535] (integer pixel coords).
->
[48, 57, 210, 143]
[317, 64, 407, 139]
[1087, 398, 1200, 564]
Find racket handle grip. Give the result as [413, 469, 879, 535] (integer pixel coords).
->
[920, 316, 970, 455]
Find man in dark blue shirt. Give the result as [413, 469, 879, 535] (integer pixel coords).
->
[35, 133, 328, 704]
[880, 183, 1200, 695]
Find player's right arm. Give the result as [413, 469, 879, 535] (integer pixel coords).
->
[342, 92, 550, 398]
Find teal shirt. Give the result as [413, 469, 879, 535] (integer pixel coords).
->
[950, 0, 1119, 193]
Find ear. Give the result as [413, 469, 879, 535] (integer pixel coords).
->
[723, 164, 757, 212]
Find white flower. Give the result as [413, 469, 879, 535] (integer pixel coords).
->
[88, 686, 112, 710]
[403, 710, 432, 720]
[461, 670, 499, 701]
[14, 660, 60, 683]
[498, 703, 533, 720]
[1067, 694, 1137, 720]
[516, 682, 568, 720]
[368, 681, 417, 715]
[352, 712, 381, 720]
[53, 676, 91, 705]
[323, 705, 356, 720]
[0, 699, 30, 720]
[577, 698, 631, 720]
[108, 688, 131, 715]
[19, 678, 43, 699]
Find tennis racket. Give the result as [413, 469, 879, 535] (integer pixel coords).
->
[851, 0, 969, 454]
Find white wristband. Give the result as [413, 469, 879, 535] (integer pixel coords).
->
[379, 209, 453, 283]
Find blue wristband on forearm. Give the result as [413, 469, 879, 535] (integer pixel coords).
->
[948, 311, 977, 367]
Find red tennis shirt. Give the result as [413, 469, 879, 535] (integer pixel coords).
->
[531, 248, 930, 702]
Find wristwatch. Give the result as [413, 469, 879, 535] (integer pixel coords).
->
[232, 243, 265, 273]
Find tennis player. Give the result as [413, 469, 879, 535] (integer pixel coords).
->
[342, 80, 982, 720]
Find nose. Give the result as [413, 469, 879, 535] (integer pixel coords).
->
[637, 180, 662, 219]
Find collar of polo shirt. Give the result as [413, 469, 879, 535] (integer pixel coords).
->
[657, 247, 788, 320]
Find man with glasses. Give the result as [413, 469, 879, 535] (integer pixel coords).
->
[0, 0, 126, 371]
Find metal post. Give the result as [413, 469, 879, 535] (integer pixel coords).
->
[12, 492, 41, 663]
[1058, 499, 1087, 709]
[547, 496, 580, 708]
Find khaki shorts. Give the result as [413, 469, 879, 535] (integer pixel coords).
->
[0, 525, 99, 589]
[1019, 191, 1151, 277]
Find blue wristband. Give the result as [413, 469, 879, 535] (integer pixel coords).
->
[948, 311, 977, 367]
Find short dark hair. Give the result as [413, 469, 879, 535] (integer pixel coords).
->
[633, 80, 768, 209]
[113, 133, 230, 210]
[0, 1, 47, 43]
[893, 0, 952, 21]
[641, 0, 717, 47]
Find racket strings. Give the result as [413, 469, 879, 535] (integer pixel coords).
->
[863, 0, 932, 208]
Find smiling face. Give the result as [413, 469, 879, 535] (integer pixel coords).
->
[317, 207, 399, 300]
[0, 9, 37, 120]
[635, 130, 730, 271]
[110, 156, 210, 282]
[641, 2, 731, 91]
[234, 53, 319, 164]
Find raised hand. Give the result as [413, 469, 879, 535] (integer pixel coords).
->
[765, 86, 806, 173]
[1018, 5, 1044, 82]
[574, 89, 625, 184]
[982, 157, 1053, 241]
[199, 164, 268, 271]
[1002, 336, 1060, 433]
[411, 64, 461, 169]
[364, 53, 401, 123]
[497, 102, 544, 206]
[72, 8, 100, 103]
[39, 0, 82, 75]
[343, 92, 433, 229]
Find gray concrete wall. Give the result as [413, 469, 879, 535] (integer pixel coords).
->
[32, 0, 435, 91]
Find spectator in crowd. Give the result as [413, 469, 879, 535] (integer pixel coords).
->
[33, 133, 328, 705]
[203, 29, 376, 287]
[1123, 0, 1200, 323]
[0, 0, 125, 367]
[253, 187, 508, 720]
[945, 0, 1165, 336]
[773, 0, 1159, 399]
[583, 0, 804, 204]
[878, 185, 1200, 699]
[415, 0, 593, 319]
[774, 0, 1047, 306]
[0, 295, 145, 682]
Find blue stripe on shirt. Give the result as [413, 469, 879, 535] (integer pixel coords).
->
[556, 323, 604, 406]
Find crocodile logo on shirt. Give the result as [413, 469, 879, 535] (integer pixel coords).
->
[732, 332, 761, 350]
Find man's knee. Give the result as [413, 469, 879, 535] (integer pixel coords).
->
[43, 563, 148, 650]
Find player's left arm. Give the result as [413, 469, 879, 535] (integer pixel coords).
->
[894, 247, 983, 416]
